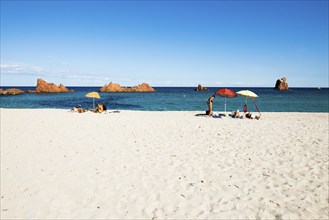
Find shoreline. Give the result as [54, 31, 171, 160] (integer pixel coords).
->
[1, 87, 328, 113]
[1, 108, 329, 113]
[1, 109, 328, 219]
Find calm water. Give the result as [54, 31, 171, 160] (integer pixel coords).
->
[0, 87, 328, 112]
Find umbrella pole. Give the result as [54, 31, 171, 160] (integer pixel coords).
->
[225, 96, 227, 114]
[93, 98, 95, 109]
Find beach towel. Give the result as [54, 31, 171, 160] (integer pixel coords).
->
[212, 115, 222, 118]
[109, 110, 120, 113]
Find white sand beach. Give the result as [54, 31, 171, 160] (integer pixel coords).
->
[1, 109, 328, 219]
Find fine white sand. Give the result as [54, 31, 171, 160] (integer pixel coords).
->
[1, 109, 328, 219]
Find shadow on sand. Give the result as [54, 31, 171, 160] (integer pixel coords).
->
[194, 113, 225, 118]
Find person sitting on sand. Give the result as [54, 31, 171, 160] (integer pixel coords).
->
[101, 102, 107, 111]
[95, 103, 104, 113]
[95, 103, 108, 113]
[207, 95, 215, 116]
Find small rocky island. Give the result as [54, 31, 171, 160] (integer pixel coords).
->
[274, 77, 289, 90]
[194, 84, 208, 91]
[99, 82, 156, 93]
[0, 79, 73, 95]
[0, 88, 25, 96]
[33, 78, 74, 93]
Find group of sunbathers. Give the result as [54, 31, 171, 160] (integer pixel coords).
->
[230, 110, 261, 120]
[207, 95, 261, 119]
[70, 102, 107, 113]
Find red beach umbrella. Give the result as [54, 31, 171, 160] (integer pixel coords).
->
[215, 88, 237, 114]
[215, 88, 237, 98]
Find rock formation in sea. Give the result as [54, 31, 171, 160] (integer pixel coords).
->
[194, 84, 208, 91]
[274, 77, 289, 90]
[35, 78, 74, 93]
[0, 88, 25, 95]
[99, 82, 156, 92]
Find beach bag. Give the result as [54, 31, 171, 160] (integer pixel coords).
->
[243, 104, 247, 113]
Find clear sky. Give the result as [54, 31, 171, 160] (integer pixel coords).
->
[1, 0, 328, 87]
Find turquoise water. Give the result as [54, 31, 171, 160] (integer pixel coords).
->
[0, 87, 328, 112]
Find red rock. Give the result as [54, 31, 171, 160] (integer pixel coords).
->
[274, 77, 289, 90]
[0, 88, 25, 95]
[99, 82, 156, 93]
[35, 78, 74, 93]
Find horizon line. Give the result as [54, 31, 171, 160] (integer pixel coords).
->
[0, 85, 328, 89]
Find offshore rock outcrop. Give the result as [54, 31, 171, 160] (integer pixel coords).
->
[35, 78, 74, 93]
[194, 84, 208, 91]
[0, 88, 25, 95]
[99, 82, 156, 93]
[274, 77, 289, 90]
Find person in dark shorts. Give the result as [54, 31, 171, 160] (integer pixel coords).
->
[207, 95, 215, 116]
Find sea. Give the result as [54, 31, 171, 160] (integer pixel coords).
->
[0, 87, 328, 112]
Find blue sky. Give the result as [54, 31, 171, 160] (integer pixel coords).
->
[1, 0, 328, 87]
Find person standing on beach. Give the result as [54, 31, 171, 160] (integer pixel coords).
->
[207, 95, 215, 116]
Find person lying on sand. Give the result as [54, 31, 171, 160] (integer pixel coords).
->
[230, 110, 241, 118]
[69, 105, 85, 113]
[245, 112, 260, 120]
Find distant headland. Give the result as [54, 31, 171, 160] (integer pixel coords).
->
[0, 78, 156, 95]
[1, 78, 74, 95]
